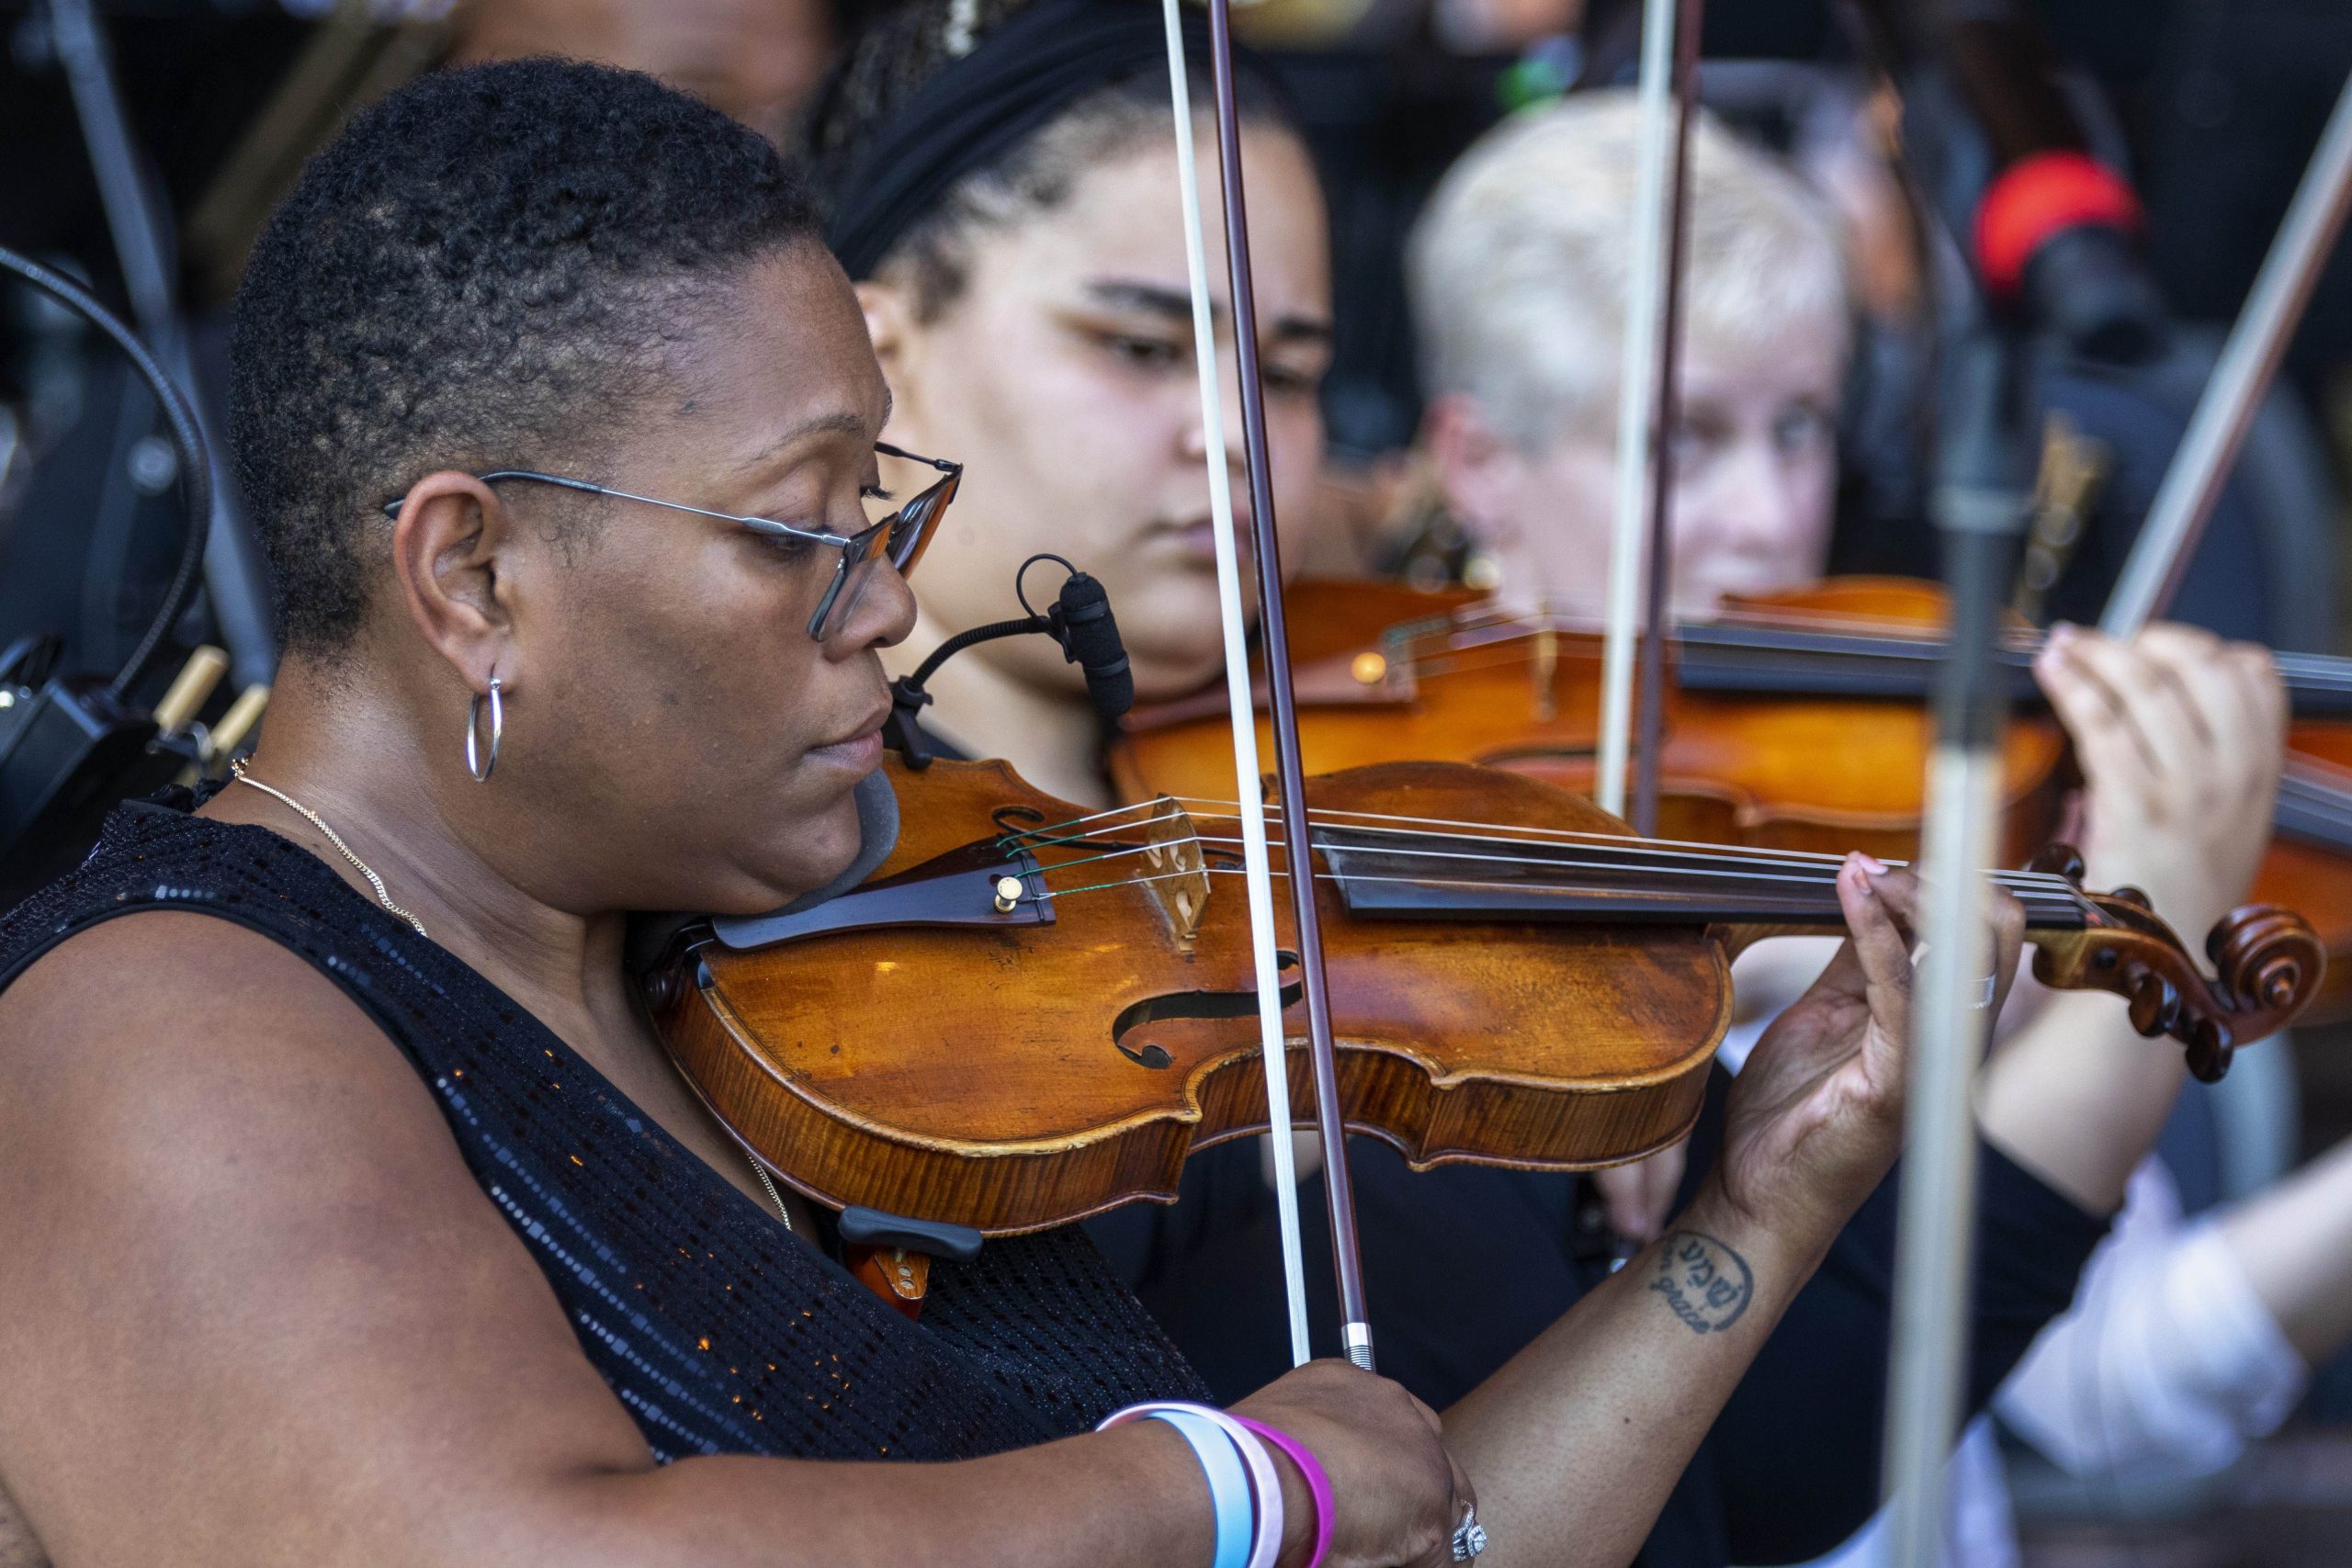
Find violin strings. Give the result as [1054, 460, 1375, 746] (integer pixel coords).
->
[1115, 794, 1944, 873]
[2275, 767, 2352, 852]
[1008, 792, 1871, 863]
[1057, 828, 2102, 904]
[1001, 801, 1907, 880]
[1023, 859, 2097, 923]
[2282, 759, 2352, 796]
[2280, 774, 2352, 813]
[1000, 813, 2098, 919]
[1374, 607, 2040, 679]
[998, 795, 2084, 893]
[1001, 811, 2086, 897]
[1367, 604, 2352, 695]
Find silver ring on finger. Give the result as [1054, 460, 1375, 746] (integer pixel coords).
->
[1452, 1502, 1487, 1561]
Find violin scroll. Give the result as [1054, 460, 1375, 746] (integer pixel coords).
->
[2208, 901, 2331, 1038]
[2030, 878, 2325, 1082]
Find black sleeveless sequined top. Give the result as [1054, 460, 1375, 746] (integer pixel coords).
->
[0, 795, 1206, 1461]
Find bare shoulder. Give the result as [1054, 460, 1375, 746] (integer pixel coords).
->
[6, 903, 378, 1038]
[0, 908, 505, 1337]
[0, 913, 650, 1567]
[0, 910, 448, 1174]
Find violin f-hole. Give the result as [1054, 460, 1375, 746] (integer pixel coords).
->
[1109, 950, 1305, 1067]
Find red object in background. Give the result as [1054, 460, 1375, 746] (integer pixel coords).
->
[1975, 151, 2144, 297]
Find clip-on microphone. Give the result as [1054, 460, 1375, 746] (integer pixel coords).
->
[882, 553, 1134, 769]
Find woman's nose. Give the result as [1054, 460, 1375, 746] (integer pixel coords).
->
[1682, 443, 1811, 559]
[831, 558, 920, 655]
[1179, 363, 1251, 473]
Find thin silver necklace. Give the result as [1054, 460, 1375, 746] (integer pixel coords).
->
[227, 760, 793, 1234]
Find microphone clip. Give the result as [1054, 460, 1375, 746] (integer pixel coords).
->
[883, 554, 1134, 770]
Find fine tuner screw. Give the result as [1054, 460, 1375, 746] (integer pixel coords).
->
[993, 875, 1023, 913]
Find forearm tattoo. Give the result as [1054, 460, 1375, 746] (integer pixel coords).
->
[1650, 1230, 1754, 1335]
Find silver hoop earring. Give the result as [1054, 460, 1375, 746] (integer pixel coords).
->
[466, 677, 503, 782]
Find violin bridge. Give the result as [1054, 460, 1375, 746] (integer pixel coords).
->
[1138, 795, 1210, 952]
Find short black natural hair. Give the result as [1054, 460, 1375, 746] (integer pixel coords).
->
[230, 58, 821, 654]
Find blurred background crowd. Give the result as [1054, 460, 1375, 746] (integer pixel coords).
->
[5, 0, 2352, 1562]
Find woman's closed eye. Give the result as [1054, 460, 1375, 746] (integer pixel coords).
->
[752, 474, 893, 541]
[1095, 330, 1187, 370]
[1261, 357, 1321, 398]
[754, 526, 825, 561]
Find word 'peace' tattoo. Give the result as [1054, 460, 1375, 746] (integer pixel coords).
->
[1650, 1230, 1754, 1335]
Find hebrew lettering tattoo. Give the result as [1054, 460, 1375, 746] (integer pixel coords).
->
[1649, 1230, 1754, 1335]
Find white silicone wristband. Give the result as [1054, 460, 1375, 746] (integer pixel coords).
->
[1097, 1400, 1286, 1568]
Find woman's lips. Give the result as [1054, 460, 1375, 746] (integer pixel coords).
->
[1163, 515, 1255, 565]
[808, 705, 889, 771]
[807, 729, 884, 770]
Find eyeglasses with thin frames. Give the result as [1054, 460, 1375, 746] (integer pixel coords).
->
[380, 442, 962, 640]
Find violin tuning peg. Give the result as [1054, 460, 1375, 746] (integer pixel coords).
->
[2187, 1025, 2233, 1085]
[2125, 967, 2181, 1035]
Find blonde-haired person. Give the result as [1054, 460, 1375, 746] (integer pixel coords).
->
[1410, 89, 1849, 619]
[1406, 88, 2299, 1567]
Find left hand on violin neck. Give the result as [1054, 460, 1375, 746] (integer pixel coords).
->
[1709, 857, 2023, 1250]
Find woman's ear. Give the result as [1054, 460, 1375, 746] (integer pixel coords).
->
[856, 278, 914, 385]
[386, 471, 517, 694]
[1424, 392, 1524, 554]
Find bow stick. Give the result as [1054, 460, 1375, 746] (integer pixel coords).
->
[2100, 65, 2352, 636]
[1157, 0, 1380, 1371]
[1157, 0, 1312, 1366]
[1596, 0, 1688, 826]
[1630, 0, 1706, 836]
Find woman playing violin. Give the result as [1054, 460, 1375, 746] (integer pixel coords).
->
[0, 54, 1956, 1568]
[804, 7, 2286, 1562]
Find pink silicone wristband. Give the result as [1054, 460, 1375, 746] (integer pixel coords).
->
[1232, 1416, 1333, 1568]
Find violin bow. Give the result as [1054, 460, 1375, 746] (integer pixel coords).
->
[1634, 0, 1705, 835]
[2100, 65, 2352, 636]
[1207, 0, 1379, 1371]
[1156, 0, 1315, 1366]
[1600, 0, 1704, 836]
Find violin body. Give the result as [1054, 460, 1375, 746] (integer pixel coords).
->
[640, 754, 2323, 1235]
[644, 758, 1729, 1234]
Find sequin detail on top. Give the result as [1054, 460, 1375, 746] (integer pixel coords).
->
[0, 795, 1206, 1462]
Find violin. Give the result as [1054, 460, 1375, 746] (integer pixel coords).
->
[1111, 575, 2352, 1021]
[636, 753, 2323, 1238]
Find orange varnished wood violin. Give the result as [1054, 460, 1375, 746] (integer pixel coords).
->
[1112, 576, 2352, 1020]
[637, 753, 2323, 1238]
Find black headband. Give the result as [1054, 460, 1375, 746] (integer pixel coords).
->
[823, 0, 1227, 281]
